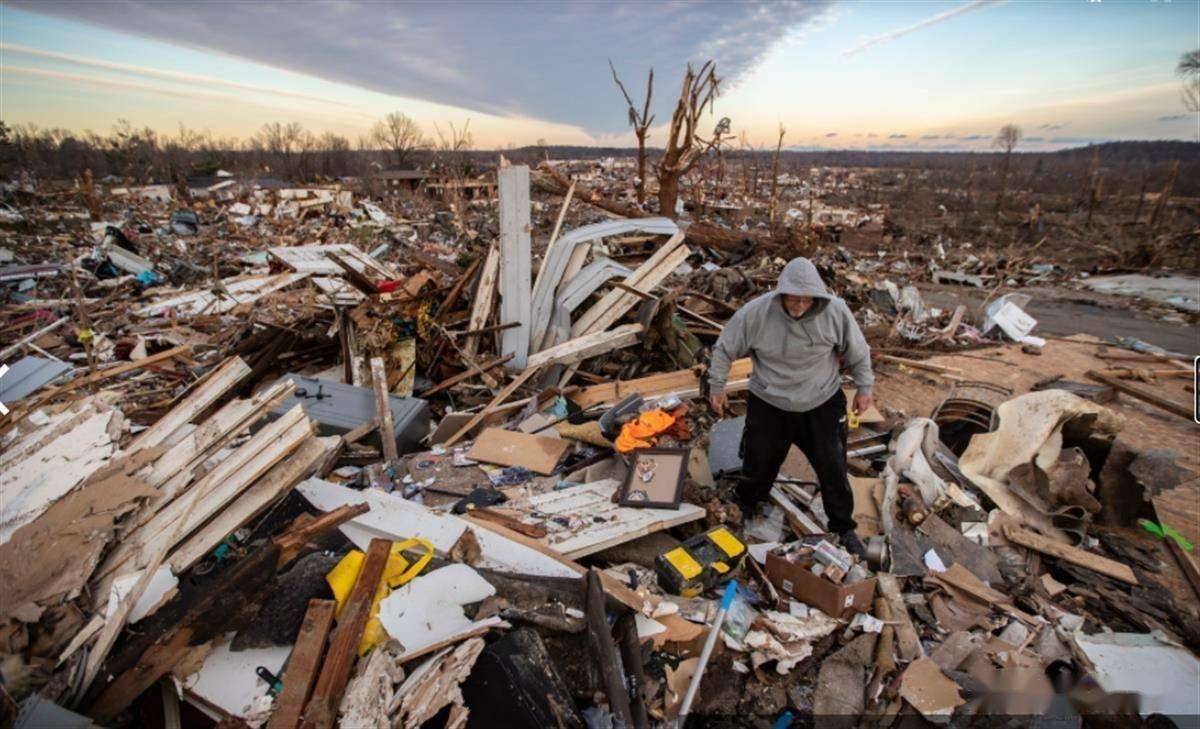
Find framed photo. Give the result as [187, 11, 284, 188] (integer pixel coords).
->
[618, 448, 687, 509]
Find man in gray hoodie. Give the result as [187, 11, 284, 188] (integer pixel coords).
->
[708, 257, 874, 557]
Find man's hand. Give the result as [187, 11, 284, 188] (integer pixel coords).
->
[709, 392, 728, 418]
[853, 390, 874, 417]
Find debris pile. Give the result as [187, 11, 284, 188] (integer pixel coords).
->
[1, 160, 1198, 727]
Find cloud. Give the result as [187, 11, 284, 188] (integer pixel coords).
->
[1037, 123, 1066, 130]
[842, 0, 1003, 56]
[825, 132, 838, 137]
[1157, 113, 1189, 121]
[959, 134, 985, 140]
[0, 42, 347, 108]
[920, 134, 942, 139]
[13, 0, 834, 133]
[1024, 136, 1045, 142]
[888, 133, 908, 139]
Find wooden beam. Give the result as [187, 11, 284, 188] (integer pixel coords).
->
[13, 344, 190, 416]
[268, 599, 336, 729]
[463, 243, 499, 359]
[1003, 524, 1137, 585]
[128, 356, 251, 452]
[875, 353, 963, 376]
[300, 538, 392, 729]
[498, 165, 532, 368]
[324, 251, 379, 294]
[525, 323, 644, 370]
[442, 366, 540, 447]
[370, 357, 399, 463]
[1085, 369, 1193, 420]
[572, 232, 687, 338]
[275, 503, 370, 568]
[586, 569, 634, 729]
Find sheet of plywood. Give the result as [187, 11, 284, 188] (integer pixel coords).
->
[505, 479, 705, 558]
[467, 427, 571, 475]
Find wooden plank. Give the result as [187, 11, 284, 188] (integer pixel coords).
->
[97, 405, 312, 582]
[369, 357, 399, 462]
[875, 354, 963, 376]
[571, 357, 754, 408]
[276, 504, 371, 568]
[572, 232, 688, 337]
[128, 357, 251, 452]
[586, 569, 635, 728]
[1085, 369, 1193, 420]
[498, 165, 532, 369]
[300, 538, 392, 729]
[463, 243, 499, 359]
[167, 436, 334, 572]
[526, 323, 644, 370]
[1003, 524, 1138, 585]
[467, 428, 572, 475]
[267, 599, 336, 729]
[442, 366, 539, 447]
[324, 252, 379, 294]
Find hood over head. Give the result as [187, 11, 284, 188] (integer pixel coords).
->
[776, 258, 832, 317]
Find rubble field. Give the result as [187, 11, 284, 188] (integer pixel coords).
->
[1, 155, 1198, 728]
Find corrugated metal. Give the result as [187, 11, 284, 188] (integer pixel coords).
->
[0, 356, 73, 403]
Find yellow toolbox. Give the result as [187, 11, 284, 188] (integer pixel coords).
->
[655, 526, 746, 597]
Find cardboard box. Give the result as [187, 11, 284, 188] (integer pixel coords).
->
[765, 550, 876, 618]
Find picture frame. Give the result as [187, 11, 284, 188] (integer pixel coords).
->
[617, 447, 687, 509]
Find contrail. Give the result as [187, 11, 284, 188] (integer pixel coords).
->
[842, 0, 1004, 57]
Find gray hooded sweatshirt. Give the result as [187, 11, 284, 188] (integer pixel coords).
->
[708, 258, 874, 412]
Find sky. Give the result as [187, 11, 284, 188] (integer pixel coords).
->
[1, 0, 1197, 151]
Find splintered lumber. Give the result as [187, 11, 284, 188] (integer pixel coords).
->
[498, 165, 532, 369]
[88, 508, 354, 722]
[464, 243, 499, 358]
[128, 356, 252, 451]
[301, 538, 393, 729]
[370, 357, 399, 462]
[268, 600, 337, 729]
[134, 379, 296, 523]
[877, 573, 922, 661]
[1085, 369, 1193, 420]
[616, 611, 650, 729]
[97, 404, 314, 583]
[571, 357, 754, 407]
[571, 231, 687, 338]
[1003, 524, 1138, 584]
[442, 366, 540, 447]
[166, 436, 336, 573]
[526, 323, 644, 370]
[276, 504, 371, 568]
[586, 569, 635, 728]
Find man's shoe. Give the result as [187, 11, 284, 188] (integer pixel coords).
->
[837, 530, 868, 561]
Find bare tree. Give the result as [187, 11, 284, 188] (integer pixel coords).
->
[609, 60, 654, 205]
[1178, 49, 1200, 112]
[656, 62, 723, 218]
[432, 120, 474, 222]
[371, 112, 428, 169]
[993, 123, 1021, 219]
[768, 123, 786, 230]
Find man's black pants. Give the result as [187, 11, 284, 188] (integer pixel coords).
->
[737, 389, 857, 534]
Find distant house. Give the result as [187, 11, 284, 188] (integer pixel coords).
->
[377, 169, 427, 195]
